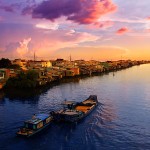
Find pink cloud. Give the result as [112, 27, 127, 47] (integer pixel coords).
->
[94, 21, 114, 29]
[0, 25, 99, 59]
[0, 38, 32, 59]
[23, 0, 117, 24]
[16, 38, 31, 57]
[146, 29, 150, 32]
[146, 17, 150, 20]
[116, 27, 129, 35]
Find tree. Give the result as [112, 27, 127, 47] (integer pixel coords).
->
[26, 70, 39, 81]
[8, 64, 21, 69]
[4, 70, 39, 89]
[0, 58, 11, 68]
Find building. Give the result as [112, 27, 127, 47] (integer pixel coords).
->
[27, 60, 52, 69]
[12, 59, 27, 70]
[67, 67, 80, 76]
[0, 71, 5, 80]
[0, 69, 10, 80]
[9, 69, 18, 78]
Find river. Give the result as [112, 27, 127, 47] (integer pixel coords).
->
[0, 64, 150, 150]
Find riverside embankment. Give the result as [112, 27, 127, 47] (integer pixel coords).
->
[1, 60, 149, 90]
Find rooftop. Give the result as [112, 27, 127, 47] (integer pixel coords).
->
[25, 113, 50, 124]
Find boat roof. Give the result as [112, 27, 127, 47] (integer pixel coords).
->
[36, 114, 50, 120]
[25, 114, 50, 125]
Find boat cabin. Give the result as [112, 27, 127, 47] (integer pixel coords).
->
[17, 113, 52, 137]
[24, 114, 51, 130]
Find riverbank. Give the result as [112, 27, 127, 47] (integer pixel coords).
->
[0, 63, 148, 100]
[31, 61, 150, 88]
[0, 60, 149, 92]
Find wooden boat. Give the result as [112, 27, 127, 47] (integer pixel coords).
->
[16, 113, 53, 137]
[51, 95, 98, 122]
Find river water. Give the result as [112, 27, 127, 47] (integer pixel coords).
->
[0, 64, 150, 150]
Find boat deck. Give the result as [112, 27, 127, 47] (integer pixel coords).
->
[17, 113, 52, 137]
[17, 128, 33, 136]
[62, 110, 79, 115]
[75, 105, 94, 113]
[51, 95, 98, 122]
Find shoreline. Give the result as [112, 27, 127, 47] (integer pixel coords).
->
[1, 60, 149, 92]
[0, 63, 147, 99]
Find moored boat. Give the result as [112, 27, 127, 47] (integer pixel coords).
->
[51, 95, 98, 122]
[16, 113, 53, 137]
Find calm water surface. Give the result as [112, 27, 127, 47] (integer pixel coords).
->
[0, 64, 150, 150]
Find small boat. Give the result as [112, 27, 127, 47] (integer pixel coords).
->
[51, 95, 98, 122]
[16, 113, 53, 137]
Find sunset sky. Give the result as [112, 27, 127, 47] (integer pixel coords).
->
[0, 0, 150, 60]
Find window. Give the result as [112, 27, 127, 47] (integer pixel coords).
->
[33, 125, 36, 130]
[46, 117, 51, 123]
[37, 122, 43, 129]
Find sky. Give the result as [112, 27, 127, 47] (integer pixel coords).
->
[0, 0, 150, 61]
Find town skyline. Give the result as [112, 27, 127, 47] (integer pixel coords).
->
[0, 0, 150, 60]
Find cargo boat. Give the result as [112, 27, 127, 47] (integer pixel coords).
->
[16, 113, 53, 137]
[51, 95, 98, 122]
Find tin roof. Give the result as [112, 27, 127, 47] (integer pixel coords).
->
[36, 114, 49, 120]
[25, 113, 50, 124]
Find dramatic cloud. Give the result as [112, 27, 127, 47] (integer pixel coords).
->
[23, 0, 117, 24]
[116, 27, 129, 35]
[0, 22, 99, 59]
[0, 38, 32, 58]
[16, 38, 31, 57]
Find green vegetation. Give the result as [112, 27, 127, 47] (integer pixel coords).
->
[0, 58, 21, 69]
[8, 64, 21, 69]
[100, 62, 109, 69]
[4, 70, 39, 89]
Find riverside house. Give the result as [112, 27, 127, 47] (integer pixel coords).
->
[12, 59, 27, 70]
[0, 69, 10, 80]
[0, 69, 10, 89]
[27, 60, 52, 69]
[0, 70, 5, 80]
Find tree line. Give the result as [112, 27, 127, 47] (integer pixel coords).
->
[4, 70, 39, 89]
[0, 58, 20, 69]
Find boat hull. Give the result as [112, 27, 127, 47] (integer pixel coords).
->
[52, 95, 98, 123]
[17, 121, 52, 138]
[16, 114, 53, 138]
